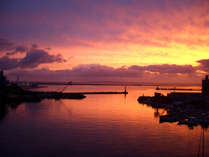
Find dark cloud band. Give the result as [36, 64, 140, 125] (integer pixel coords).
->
[0, 39, 66, 70]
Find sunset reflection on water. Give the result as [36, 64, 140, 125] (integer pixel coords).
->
[0, 86, 208, 157]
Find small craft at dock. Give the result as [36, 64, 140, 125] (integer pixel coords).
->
[138, 75, 209, 129]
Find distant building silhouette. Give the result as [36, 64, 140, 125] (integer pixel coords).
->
[167, 75, 209, 100]
[202, 75, 209, 95]
[0, 70, 8, 97]
[0, 70, 7, 86]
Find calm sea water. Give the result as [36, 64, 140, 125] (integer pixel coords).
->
[0, 85, 208, 157]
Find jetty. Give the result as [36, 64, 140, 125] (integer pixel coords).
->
[28, 90, 127, 100]
[79, 91, 128, 94]
[69, 87, 128, 95]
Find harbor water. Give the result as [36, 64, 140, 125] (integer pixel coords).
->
[0, 85, 208, 157]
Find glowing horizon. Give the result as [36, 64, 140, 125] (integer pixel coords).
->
[1, 0, 209, 83]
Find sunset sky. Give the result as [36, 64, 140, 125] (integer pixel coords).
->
[1, 0, 209, 84]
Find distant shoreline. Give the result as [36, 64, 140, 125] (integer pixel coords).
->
[14, 81, 202, 87]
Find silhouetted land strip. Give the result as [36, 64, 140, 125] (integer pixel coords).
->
[156, 87, 201, 91]
[16, 81, 202, 87]
[138, 75, 209, 129]
[0, 84, 86, 103]
[28, 91, 86, 99]
[138, 94, 209, 129]
[19, 81, 142, 86]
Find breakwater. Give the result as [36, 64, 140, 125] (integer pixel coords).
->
[69, 91, 128, 95]
[28, 91, 86, 99]
[24, 90, 127, 100]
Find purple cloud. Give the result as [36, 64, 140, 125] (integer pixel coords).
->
[0, 39, 66, 70]
[20, 49, 66, 68]
[129, 64, 194, 74]
[197, 59, 209, 72]
[7, 63, 201, 84]
[144, 64, 194, 74]
[0, 46, 66, 70]
[70, 64, 143, 78]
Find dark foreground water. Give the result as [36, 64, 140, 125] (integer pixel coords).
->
[0, 86, 208, 157]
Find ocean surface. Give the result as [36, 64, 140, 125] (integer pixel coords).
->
[0, 85, 208, 157]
